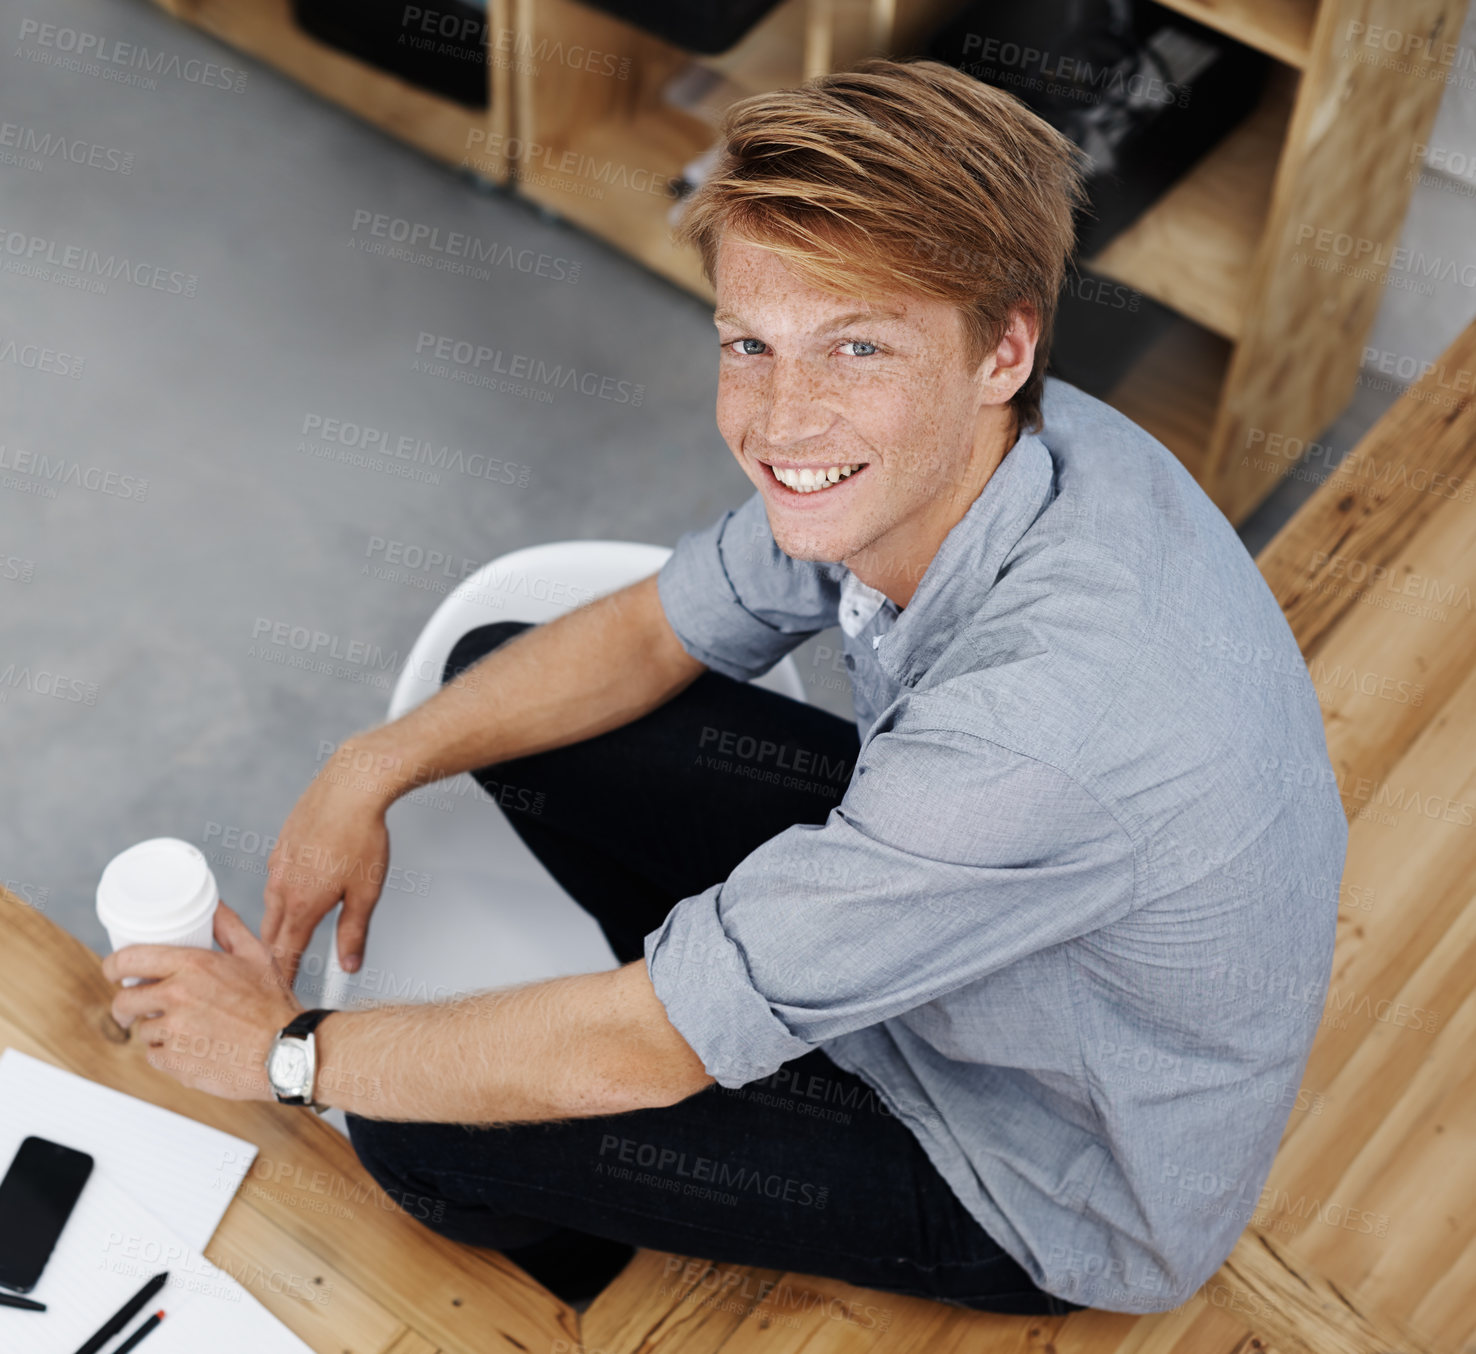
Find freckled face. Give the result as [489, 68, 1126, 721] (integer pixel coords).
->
[713, 234, 986, 568]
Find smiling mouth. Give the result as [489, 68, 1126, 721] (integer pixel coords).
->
[765, 461, 868, 494]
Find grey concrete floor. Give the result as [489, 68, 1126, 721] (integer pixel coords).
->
[1, 0, 767, 981]
[0, 0, 1422, 984]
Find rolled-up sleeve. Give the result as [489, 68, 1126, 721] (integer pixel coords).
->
[645, 721, 1138, 1088]
[656, 489, 842, 682]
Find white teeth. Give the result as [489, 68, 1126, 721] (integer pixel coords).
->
[770, 463, 862, 493]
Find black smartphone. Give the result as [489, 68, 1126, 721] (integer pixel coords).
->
[0, 1136, 94, 1294]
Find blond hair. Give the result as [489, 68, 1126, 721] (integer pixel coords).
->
[674, 56, 1088, 435]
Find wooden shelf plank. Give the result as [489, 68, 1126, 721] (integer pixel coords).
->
[697, 0, 939, 96]
[1152, 0, 1319, 69]
[161, 0, 512, 181]
[1085, 65, 1295, 342]
[1102, 318, 1232, 482]
[697, 0, 809, 94]
[516, 107, 715, 298]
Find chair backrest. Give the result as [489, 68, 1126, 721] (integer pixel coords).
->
[387, 540, 808, 720]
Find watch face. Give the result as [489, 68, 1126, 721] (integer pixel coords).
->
[270, 1042, 309, 1093]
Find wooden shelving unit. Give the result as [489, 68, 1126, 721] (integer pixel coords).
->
[504, 0, 962, 299]
[1153, 0, 1320, 67]
[1106, 319, 1233, 485]
[508, 0, 1469, 525]
[148, 0, 515, 183]
[150, 0, 1469, 526]
[1087, 65, 1296, 343]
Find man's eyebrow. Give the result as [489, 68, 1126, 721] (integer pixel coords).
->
[712, 307, 908, 332]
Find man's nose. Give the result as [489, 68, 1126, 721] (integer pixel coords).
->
[761, 359, 834, 446]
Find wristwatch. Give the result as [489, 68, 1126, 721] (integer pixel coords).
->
[266, 1008, 335, 1113]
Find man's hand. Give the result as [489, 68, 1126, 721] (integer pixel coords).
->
[102, 902, 305, 1102]
[262, 740, 396, 987]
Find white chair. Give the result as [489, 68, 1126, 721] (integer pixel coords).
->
[385, 540, 807, 719]
[312, 541, 807, 1022]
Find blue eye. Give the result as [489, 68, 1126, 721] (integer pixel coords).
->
[722, 337, 880, 357]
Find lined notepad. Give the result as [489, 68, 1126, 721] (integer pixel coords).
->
[0, 1048, 315, 1353]
[0, 1169, 315, 1353]
[0, 1049, 257, 1250]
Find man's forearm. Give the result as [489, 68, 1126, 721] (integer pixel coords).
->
[339, 574, 705, 807]
[311, 960, 713, 1124]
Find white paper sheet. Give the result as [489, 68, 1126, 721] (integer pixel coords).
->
[0, 1169, 315, 1353]
[0, 1047, 258, 1252]
[0, 1047, 319, 1351]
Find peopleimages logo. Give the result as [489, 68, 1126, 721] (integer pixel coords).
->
[0, 663, 98, 705]
[413, 331, 644, 405]
[1291, 223, 1476, 292]
[0, 337, 84, 378]
[596, 1134, 830, 1209]
[350, 210, 579, 284]
[15, 20, 249, 92]
[0, 224, 198, 297]
[0, 121, 135, 174]
[953, 32, 1190, 106]
[249, 616, 400, 675]
[297, 414, 533, 488]
[0, 442, 148, 500]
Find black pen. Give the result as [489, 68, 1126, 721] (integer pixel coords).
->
[113, 1308, 165, 1354]
[0, 1291, 46, 1311]
[72, 1270, 167, 1354]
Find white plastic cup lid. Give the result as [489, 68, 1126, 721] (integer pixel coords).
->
[96, 837, 218, 938]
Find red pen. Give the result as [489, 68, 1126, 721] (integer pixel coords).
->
[112, 1309, 165, 1354]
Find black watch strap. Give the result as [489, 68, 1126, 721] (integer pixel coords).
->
[282, 1008, 335, 1040]
[274, 1008, 336, 1110]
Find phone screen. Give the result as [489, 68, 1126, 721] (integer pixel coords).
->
[0, 1136, 94, 1294]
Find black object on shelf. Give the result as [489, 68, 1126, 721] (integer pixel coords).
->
[291, 0, 490, 109]
[928, 0, 1271, 258]
[573, 0, 788, 55]
[1046, 266, 1180, 396]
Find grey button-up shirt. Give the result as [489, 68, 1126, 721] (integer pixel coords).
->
[646, 376, 1348, 1313]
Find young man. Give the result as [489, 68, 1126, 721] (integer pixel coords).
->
[103, 59, 1347, 1317]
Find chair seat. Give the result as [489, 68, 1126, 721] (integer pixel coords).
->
[387, 540, 806, 721]
[312, 539, 810, 1127]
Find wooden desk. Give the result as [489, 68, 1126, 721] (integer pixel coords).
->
[0, 892, 578, 1354]
[5, 321, 1476, 1353]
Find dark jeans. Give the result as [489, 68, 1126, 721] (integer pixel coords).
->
[344, 621, 1084, 1317]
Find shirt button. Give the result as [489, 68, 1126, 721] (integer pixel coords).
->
[844, 654, 855, 670]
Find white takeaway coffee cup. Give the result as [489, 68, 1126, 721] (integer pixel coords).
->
[97, 837, 219, 988]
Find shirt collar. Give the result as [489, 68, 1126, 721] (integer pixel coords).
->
[869, 430, 1056, 687]
[838, 568, 891, 638]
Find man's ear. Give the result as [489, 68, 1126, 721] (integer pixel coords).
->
[974, 305, 1039, 408]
